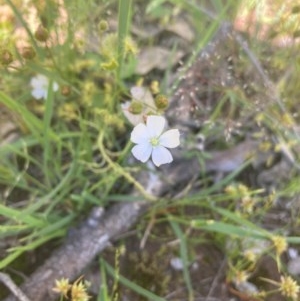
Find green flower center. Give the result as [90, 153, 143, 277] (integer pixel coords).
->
[150, 137, 160, 147]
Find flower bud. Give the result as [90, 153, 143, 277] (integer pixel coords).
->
[61, 85, 71, 96]
[0, 49, 13, 65]
[150, 80, 160, 94]
[98, 20, 109, 32]
[154, 94, 168, 110]
[34, 24, 49, 42]
[128, 101, 143, 114]
[21, 46, 36, 59]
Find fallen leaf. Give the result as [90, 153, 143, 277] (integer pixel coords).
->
[135, 46, 184, 75]
[166, 18, 195, 42]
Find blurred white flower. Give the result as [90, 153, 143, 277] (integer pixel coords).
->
[121, 86, 155, 125]
[130, 115, 180, 167]
[170, 257, 184, 271]
[30, 74, 59, 100]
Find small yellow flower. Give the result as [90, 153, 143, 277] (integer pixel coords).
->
[279, 275, 299, 300]
[241, 196, 255, 214]
[243, 250, 257, 263]
[124, 36, 139, 55]
[58, 103, 78, 121]
[81, 81, 97, 107]
[234, 270, 249, 285]
[71, 280, 90, 301]
[271, 235, 287, 256]
[237, 184, 249, 196]
[255, 113, 264, 126]
[224, 185, 237, 195]
[281, 113, 294, 128]
[52, 278, 71, 298]
[100, 33, 118, 58]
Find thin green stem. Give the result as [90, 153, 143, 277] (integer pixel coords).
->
[97, 131, 157, 201]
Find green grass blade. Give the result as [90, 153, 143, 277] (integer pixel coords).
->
[170, 219, 194, 301]
[98, 258, 110, 301]
[117, 0, 132, 80]
[43, 80, 56, 186]
[5, 0, 41, 55]
[192, 219, 269, 240]
[0, 230, 64, 269]
[0, 91, 58, 142]
[0, 203, 47, 228]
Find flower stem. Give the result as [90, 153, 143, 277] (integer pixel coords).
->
[97, 131, 157, 201]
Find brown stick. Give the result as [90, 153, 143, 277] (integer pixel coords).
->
[4, 201, 149, 301]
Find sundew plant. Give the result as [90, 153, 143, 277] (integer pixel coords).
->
[1, 0, 300, 301]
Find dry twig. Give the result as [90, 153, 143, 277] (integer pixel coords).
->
[0, 272, 31, 301]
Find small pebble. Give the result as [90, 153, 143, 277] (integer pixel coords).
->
[287, 257, 300, 276]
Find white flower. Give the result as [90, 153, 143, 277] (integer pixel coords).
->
[30, 74, 59, 100]
[130, 115, 180, 167]
[121, 86, 156, 125]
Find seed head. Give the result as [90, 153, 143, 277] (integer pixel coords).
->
[279, 275, 299, 300]
[155, 94, 169, 110]
[61, 85, 71, 97]
[0, 49, 13, 65]
[21, 46, 36, 60]
[98, 20, 109, 32]
[271, 235, 287, 256]
[34, 24, 49, 42]
[128, 101, 143, 114]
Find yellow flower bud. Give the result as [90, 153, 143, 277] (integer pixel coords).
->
[128, 101, 143, 114]
[98, 20, 109, 32]
[154, 94, 169, 110]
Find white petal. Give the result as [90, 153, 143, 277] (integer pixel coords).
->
[30, 74, 48, 89]
[131, 143, 152, 163]
[130, 123, 150, 144]
[30, 77, 41, 88]
[52, 81, 59, 92]
[31, 88, 46, 99]
[130, 87, 155, 107]
[152, 146, 173, 167]
[159, 129, 180, 148]
[130, 86, 146, 101]
[146, 115, 165, 137]
[37, 74, 48, 85]
[39, 74, 48, 82]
